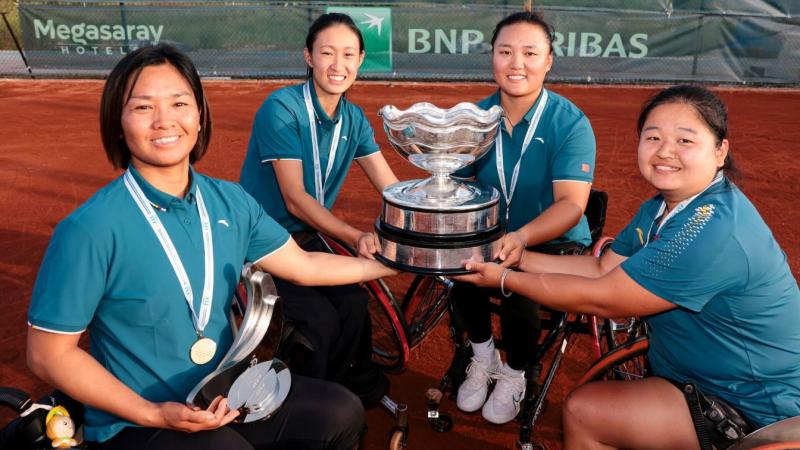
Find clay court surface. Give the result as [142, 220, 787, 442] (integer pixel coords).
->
[0, 79, 798, 449]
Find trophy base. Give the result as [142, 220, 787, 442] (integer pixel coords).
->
[382, 181, 500, 235]
[374, 219, 503, 275]
[227, 359, 291, 423]
[188, 356, 291, 423]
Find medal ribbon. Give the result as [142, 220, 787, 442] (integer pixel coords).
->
[303, 81, 343, 205]
[124, 170, 214, 337]
[644, 171, 724, 247]
[496, 89, 549, 221]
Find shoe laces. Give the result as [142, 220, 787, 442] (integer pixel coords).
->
[492, 370, 526, 401]
[464, 356, 495, 386]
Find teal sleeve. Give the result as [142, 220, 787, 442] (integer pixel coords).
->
[28, 218, 107, 333]
[252, 97, 303, 162]
[620, 203, 745, 312]
[354, 107, 380, 158]
[551, 115, 595, 182]
[611, 205, 650, 257]
[240, 185, 291, 261]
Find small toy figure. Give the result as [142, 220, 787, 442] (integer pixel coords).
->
[45, 406, 78, 448]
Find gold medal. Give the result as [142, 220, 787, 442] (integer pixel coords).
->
[190, 337, 217, 365]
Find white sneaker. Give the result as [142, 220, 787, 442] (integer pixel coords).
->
[482, 365, 526, 424]
[456, 350, 501, 412]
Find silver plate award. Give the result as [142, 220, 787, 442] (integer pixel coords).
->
[376, 102, 504, 274]
[186, 263, 290, 423]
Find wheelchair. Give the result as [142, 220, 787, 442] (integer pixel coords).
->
[580, 334, 800, 450]
[270, 234, 453, 449]
[429, 188, 637, 450]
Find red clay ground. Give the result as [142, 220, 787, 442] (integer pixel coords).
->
[0, 80, 797, 449]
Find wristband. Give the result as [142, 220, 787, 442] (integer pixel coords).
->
[500, 268, 513, 298]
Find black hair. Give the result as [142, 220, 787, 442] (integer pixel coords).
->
[491, 10, 555, 54]
[638, 84, 738, 176]
[304, 12, 365, 79]
[100, 44, 211, 169]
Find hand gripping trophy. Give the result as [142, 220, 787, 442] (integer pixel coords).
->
[376, 102, 504, 274]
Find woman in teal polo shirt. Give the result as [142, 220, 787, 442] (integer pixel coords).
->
[26, 44, 395, 450]
[239, 13, 397, 403]
[458, 85, 800, 448]
[451, 10, 596, 424]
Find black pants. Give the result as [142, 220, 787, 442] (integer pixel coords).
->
[452, 242, 584, 371]
[94, 376, 364, 450]
[276, 233, 373, 383]
[452, 283, 541, 370]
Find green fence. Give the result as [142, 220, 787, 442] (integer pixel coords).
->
[2, 1, 799, 85]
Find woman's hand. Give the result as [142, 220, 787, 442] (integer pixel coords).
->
[495, 231, 527, 268]
[155, 396, 239, 433]
[356, 232, 382, 259]
[454, 258, 505, 288]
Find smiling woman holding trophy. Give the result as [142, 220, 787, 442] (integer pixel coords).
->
[239, 12, 398, 405]
[25, 44, 394, 450]
[449, 10, 597, 425]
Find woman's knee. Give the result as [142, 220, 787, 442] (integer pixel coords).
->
[561, 386, 587, 429]
[289, 376, 365, 449]
[563, 383, 599, 430]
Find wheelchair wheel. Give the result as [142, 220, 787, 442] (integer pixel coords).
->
[744, 443, 800, 450]
[318, 235, 410, 373]
[389, 429, 406, 450]
[364, 277, 410, 373]
[401, 275, 452, 348]
[578, 335, 650, 384]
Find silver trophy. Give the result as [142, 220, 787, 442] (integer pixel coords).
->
[376, 102, 504, 274]
[186, 263, 290, 422]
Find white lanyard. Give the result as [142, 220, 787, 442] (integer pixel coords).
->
[644, 171, 724, 247]
[123, 170, 215, 337]
[496, 89, 549, 221]
[303, 81, 343, 205]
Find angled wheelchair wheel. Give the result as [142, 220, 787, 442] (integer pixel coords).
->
[364, 277, 410, 373]
[401, 275, 452, 349]
[578, 335, 650, 384]
[319, 235, 410, 373]
[729, 416, 800, 450]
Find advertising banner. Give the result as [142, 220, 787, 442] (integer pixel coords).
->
[15, 2, 800, 84]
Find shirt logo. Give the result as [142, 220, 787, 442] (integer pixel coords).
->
[534, 137, 544, 144]
[581, 163, 591, 173]
[341, 135, 348, 141]
[217, 219, 230, 228]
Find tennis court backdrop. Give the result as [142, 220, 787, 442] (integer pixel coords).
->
[2, 0, 799, 85]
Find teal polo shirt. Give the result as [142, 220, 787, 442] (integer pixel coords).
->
[28, 165, 290, 442]
[455, 89, 596, 245]
[239, 82, 381, 233]
[612, 178, 800, 427]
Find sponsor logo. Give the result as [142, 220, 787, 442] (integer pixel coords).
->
[407, 27, 648, 59]
[327, 7, 392, 71]
[31, 18, 164, 56]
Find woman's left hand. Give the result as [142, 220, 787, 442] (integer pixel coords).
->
[356, 232, 382, 259]
[495, 231, 527, 268]
[454, 258, 505, 288]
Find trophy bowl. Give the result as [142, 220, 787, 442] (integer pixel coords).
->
[375, 102, 505, 275]
[380, 102, 503, 207]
